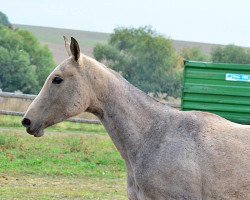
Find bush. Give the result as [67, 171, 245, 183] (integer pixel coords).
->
[0, 11, 12, 28]
[211, 45, 250, 64]
[181, 47, 210, 62]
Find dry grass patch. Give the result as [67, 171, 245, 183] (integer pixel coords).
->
[0, 174, 126, 199]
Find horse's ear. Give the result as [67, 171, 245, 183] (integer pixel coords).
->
[63, 36, 71, 56]
[70, 37, 81, 62]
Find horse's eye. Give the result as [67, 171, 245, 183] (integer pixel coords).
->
[52, 76, 63, 84]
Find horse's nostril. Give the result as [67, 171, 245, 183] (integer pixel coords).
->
[22, 118, 31, 128]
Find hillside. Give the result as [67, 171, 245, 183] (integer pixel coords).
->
[14, 24, 228, 65]
[14, 24, 109, 64]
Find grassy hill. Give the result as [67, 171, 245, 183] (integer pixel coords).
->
[14, 24, 109, 64]
[14, 24, 228, 65]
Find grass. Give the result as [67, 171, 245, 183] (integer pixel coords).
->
[0, 115, 127, 199]
[0, 174, 126, 199]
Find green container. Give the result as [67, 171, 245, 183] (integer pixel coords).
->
[181, 61, 250, 124]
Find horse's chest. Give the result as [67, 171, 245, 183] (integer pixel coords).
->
[129, 139, 202, 199]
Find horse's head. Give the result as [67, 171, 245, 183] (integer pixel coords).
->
[22, 37, 96, 137]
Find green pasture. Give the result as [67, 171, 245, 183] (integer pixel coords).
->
[0, 115, 127, 199]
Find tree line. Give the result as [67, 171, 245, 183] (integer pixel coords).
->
[93, 27, 250, 97]
[0, 11, 55, 94]
[1, 11, 250, 97]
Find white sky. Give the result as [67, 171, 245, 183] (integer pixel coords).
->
[1, 0, 250, 46]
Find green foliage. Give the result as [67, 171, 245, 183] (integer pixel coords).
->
[0, 26, 55, 93]
[181, 47, 210, 62]
[0, 11, 12, 28]
[211, 45, 250, 64]
[94, 26, 181, 97]
[17, 30, 55, 87]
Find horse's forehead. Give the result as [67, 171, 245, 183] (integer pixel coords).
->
[55, 59, 76, 74]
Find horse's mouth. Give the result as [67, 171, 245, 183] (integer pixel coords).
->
[26, 126, 44, 137]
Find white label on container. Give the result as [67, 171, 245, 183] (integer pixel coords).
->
[225, 73, 250, 82]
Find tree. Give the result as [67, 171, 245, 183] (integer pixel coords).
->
[0, 26, 55, 94]
[94, 26, 181, 97]
[211, 45, 250, 64]
[0, 11, 12, 28]
[17, 30, 55, 87]
[180, 47, 210, 62]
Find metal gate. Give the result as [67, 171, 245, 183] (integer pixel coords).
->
[181, 61, 250, 124]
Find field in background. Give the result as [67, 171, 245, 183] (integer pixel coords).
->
[14, 24, 110, 64]
[14, 25, 109, 46]
[14, 24, 229, 65]
[0, 115, 127, 199]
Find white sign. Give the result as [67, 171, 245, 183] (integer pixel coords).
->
[225, 73, 250, 82]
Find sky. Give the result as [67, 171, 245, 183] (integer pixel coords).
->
[1, 0, 250, 46]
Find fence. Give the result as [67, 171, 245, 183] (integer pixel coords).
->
[0, 92, 180, 125]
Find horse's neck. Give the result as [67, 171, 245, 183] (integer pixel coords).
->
[87, 63, 164, 162]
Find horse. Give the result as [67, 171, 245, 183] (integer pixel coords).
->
[22, 37, 250, 199]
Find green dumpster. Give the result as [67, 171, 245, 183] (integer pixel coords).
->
[181, 61, 250, 124]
